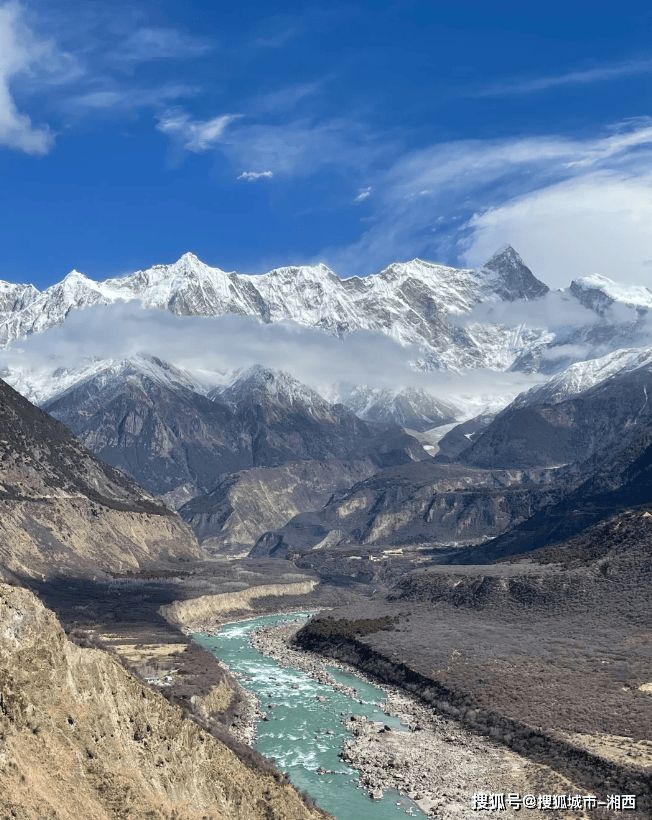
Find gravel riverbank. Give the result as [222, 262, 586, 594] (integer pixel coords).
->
[249, 619, 575, 819]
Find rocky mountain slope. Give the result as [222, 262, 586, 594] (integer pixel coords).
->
[453, 413, 652, 564]
[0, 375, 200, 579]
[338, 385, 458, 431]
[455, 350, 652, 469]
[0, 581, 324, 820]
[44, 361, 426, 509]
[252, 460, 558, 557]
[180, 459, 377, 549]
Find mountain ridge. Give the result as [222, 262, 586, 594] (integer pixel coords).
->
[0, 375, 200, 579]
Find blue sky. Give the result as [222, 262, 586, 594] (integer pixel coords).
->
[3, 0, 652, 288]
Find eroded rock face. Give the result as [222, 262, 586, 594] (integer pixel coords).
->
[0, 582, 324, 820]
[252, 461, 558, 557]
[180, 459, 377, 547]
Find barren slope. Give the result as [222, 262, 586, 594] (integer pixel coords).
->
[0, 377, 200, 578]
[0, 582, 325, 820]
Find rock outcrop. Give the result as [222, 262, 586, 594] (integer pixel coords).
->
[160, 581, 319, 630]
[252, 461, 558, 556]
[180, 459, 377, 548]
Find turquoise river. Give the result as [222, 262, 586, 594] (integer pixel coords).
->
[194, 612, 426, 820]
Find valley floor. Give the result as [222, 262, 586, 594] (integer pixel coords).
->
[25, 550, 651, 819]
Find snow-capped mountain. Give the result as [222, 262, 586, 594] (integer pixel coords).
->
[43, 359, 427, 504]
[512, 347, 652, 408]
[0, 246, 558, 370]
[339, 385, 459, 431]
[0, 353, 212, 406]
[3, 244, 652, 413]
[570, 274, 652, 315]
[214, 365, 333, 417]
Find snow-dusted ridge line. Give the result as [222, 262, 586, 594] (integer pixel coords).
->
[570, 274, 652, 311]
[0, 354, 218, 407]
[0, 245, 559, 375]
[513, 347, 652, 408]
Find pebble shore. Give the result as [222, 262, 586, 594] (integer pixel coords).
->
[248, 620, 554, 819]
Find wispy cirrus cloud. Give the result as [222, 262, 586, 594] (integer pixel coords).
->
[237, 170, 273, 181]
[66, 82, 196, 114]
[324, 119, 652, 285]
[115, 26, 212, 65]
[157, 107, 380, 178]
[354, 185, 372, 203]
[0, 2, 215, 151]
[475, 56, 652, 96]
[156, 110, 239, 152]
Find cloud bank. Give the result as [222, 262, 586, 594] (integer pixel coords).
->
[0, 303, 543, 414]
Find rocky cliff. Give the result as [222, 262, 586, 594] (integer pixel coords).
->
[0, 582, 324, 819]
[252, 461, 558, 557]
[180, 459, 377, 548]
[160, 581, 319, 630]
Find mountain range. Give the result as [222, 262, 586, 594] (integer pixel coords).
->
[4, 245, 652, 559]
[43, 360, 426, 517]
[253, 343, 652, 565]
[4, 245, 651, 377]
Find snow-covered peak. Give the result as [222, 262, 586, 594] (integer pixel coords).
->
[2, 354, 210, 406]
[480, 245, 549, 302]
[340, 383, 460, 431]
[570, 274, 652, 313]
[512, 347, 652, 408]
[0, 281, 39, 315]
[61, 268, 91, 283]
[484, 244, 522, 269]
[218, 364, 329, 411]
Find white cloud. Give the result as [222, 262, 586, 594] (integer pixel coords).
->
[0, 303, 542, 412]
[0, 1, 54, 154]
[157, 110, 239, 152]
[462, 172, 652, 285]
[354, 185, 372, 203]
[476, 57, 652, 96]
[237, 169, 273, 181]
[453, 290, 601, 334]
[325, 120, 652, 284]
